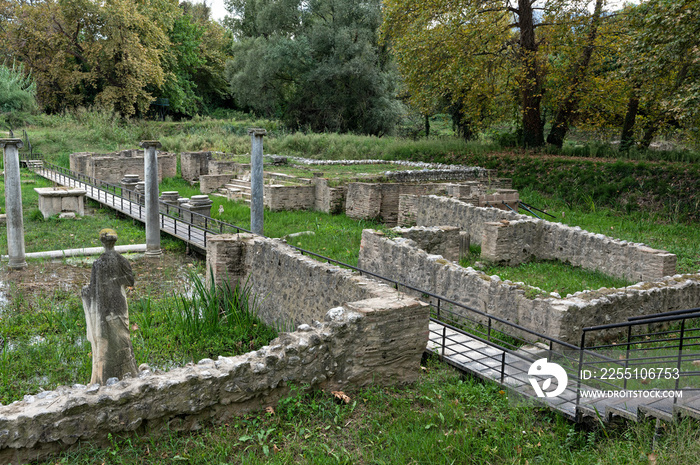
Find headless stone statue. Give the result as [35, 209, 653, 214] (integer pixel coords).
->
[82, 229, 138, 385]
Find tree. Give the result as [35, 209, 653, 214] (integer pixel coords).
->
[0, 62, 37, 133]
[155, 1, 231, 117]
[382, 0, 627, 147]
[618, 0, 700, 149]
[224, 0, 401, 135]
[4, 0, 173, 116]
[381, 0, 514, 140]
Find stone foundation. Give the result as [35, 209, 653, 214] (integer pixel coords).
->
[399, 195, 676, 282]
[70, 150, 176, 185]
[205, 234, 428, 328]
[358, 228, 700, 344]
[180, 151, 211, 181]
[265, 185, 316, 211]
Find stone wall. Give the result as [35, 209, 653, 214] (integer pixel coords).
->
[200, 174, 234, 194]
[389, 226, 462, 262]
[209, 161, 242, 176]
[358, 228, 700, 344]
[313, 178, 346, 214]
[345, 183, 448, 225]
[0, 299, 427, 463]
[383, 168, 496, 182]
[398, 195, 676, 282]
[180, 151, 211, 182]
[0, 235, 429, 463]
[206, 234, 419, 328]
[264, 185, 316, 211]
[69, 150, 176, 184]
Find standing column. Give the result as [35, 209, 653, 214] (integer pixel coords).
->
[1, 139, 27, 269]
[139, 140, 162, 256]
[248, 128, 267, 236]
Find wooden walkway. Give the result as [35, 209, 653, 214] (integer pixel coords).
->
[32, 162, 700, 425]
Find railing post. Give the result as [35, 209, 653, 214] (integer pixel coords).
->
[500, 352, 506, 384]
[441, 326, 447, 360]
[487, 318, 492, 342]
[576, 332, 586, 409]
[624, 325, 632, 390]
[675, 319, 686, 403]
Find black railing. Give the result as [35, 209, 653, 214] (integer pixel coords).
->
[580, 311, 700, 405]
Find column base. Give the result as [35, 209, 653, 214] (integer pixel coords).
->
[8, 259, 27, 269]
[145, 249, 162, 257]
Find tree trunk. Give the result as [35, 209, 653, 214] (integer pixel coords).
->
[547, 0, 604, 148]
[518, 0, 544, 147]
[424, 114, 430, 137]
[619, 91, 639, 152]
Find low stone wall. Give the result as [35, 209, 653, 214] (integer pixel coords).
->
[265, 185, 316, 211]
[0, 235, 428, 463]
[383, 168, 495, 182]
[180, 151, 211, 181]
[358, 228, 700, 344]
[200, 174, 234, 194]
[398, 195, 676, 282]
[209, 161, 242, 176]
[0, 300, 427, 463]
[389, 226, 462, 262]
[346, 183, 448, 225]
[69, 150, 176, 184]
[206, 234, 422, 328]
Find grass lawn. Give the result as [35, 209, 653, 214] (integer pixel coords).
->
[52, 357, 700, 464]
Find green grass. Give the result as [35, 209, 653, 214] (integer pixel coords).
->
[0, 170, 182, 254]
[0, 260, 277, 404]
[51, 357, 700, 464]
[160, 177, 385, 267]
[458, 244, 634, 297]
[517, 187, 700, 274]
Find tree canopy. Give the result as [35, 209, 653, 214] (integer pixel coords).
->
[2, 0, 229, 117]
[225, 0, 401, 135]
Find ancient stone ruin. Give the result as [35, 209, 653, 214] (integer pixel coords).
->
[182, 151, 519, 224]
[70, 149, 176, 184]
[0, 235, 428, 462]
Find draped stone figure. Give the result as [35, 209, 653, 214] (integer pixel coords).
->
[82, 229, 138, 385]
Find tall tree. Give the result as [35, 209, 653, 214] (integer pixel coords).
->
[0, 62, 37, 133]
[225, 0, 401, 135]
[618, 0, 700, 149]
[383, 0, 623, 147]
[545, 0, 605, 148]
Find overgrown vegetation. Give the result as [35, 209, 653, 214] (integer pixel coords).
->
[0, 261, 277, 404]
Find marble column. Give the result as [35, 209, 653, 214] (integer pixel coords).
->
[1, 139, 27, 269]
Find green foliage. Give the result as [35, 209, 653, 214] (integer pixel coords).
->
[167, 272, 277, 356]
[225, 0, 401, 135]
[0, 61, 36, 131]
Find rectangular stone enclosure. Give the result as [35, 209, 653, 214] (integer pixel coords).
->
[358, 226, 700, 344]
[34, 187, 86, 219]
